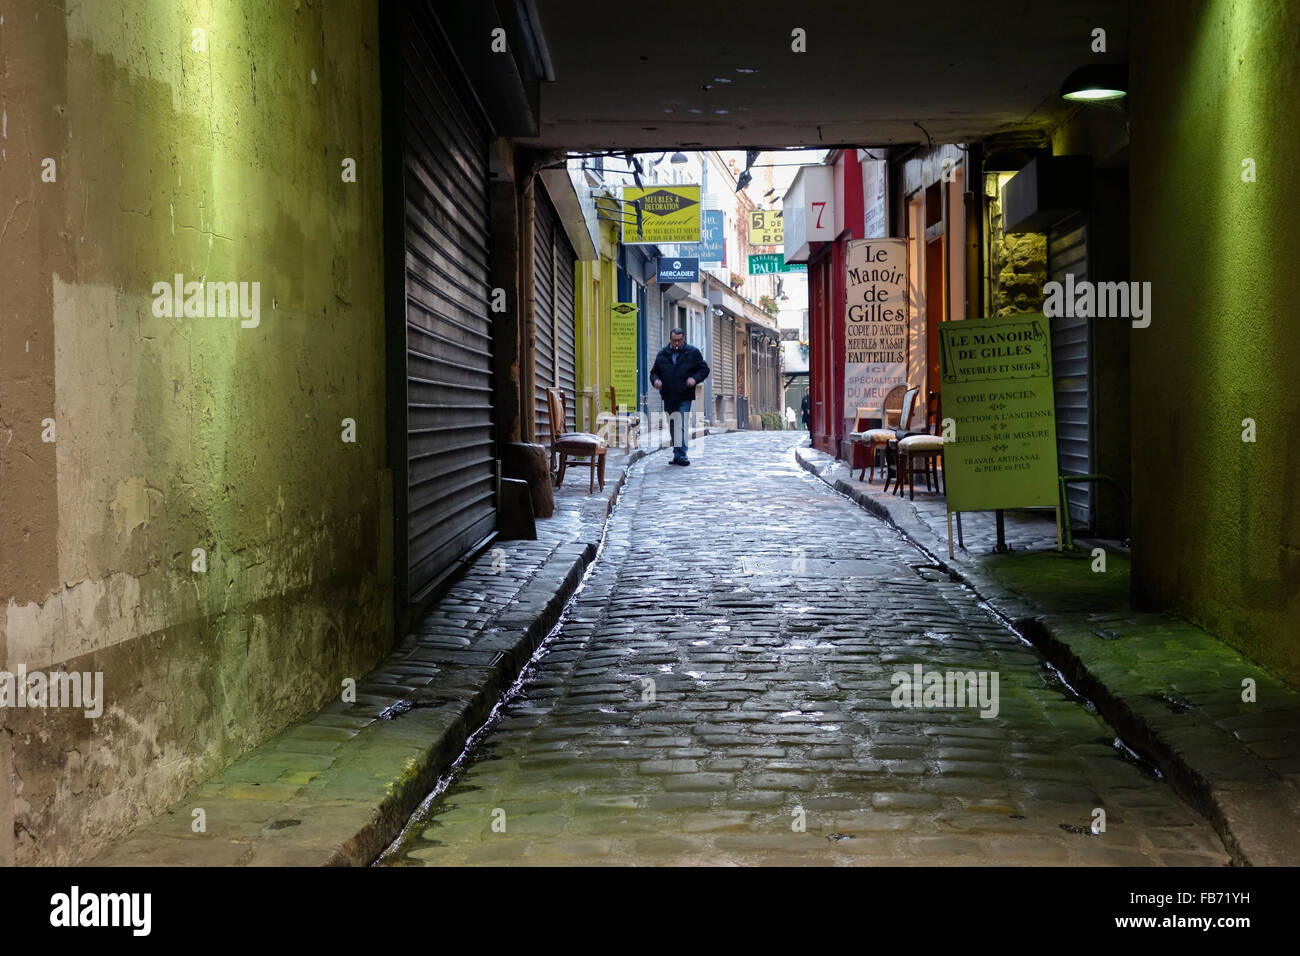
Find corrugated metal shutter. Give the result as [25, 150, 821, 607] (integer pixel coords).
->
[719, 314, 735, 392]
[401, 5, 496, 601]
[533, 190, 556, 444]
[713, 312, 735, 422]
[1048, 216, 1091, 526]
[646, 294, 666, 417]
[552, 209, 578, 433]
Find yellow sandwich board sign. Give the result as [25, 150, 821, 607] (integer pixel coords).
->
[621, 186, 701, 244]
[939, 311, 1058, 513]
[610, 302, 639, 407]
[748, 209, 783, 245]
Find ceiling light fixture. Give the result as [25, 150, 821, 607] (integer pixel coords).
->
[1060, 63, 1128, 102]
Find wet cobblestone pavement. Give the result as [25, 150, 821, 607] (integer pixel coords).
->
[380, 432, 1230, 866]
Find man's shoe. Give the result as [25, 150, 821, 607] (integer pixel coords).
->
[678, 457, 691, 466]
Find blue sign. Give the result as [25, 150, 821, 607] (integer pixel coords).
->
[676, 210, 724, 265]
[699, 210, 724, 264]
[657, 257, 699, 283]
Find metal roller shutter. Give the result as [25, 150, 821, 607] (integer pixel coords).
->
[553, 211, 578, 433]
[712, 312, 733, 423]
[400, 6, 496, 602]
[533, 190, 557, 444]
[719, 314, 735, 392]
[645, 294, 667, 417]
[1048, 216, 1092, 526]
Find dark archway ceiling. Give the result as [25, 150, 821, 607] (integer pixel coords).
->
[524, 0, 1131, 151]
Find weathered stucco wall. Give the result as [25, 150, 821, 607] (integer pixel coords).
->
[1130, 0, 1300, 685]
[0, 1, 391, 863]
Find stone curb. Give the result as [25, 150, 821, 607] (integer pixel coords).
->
[90, 431, 723, 868]
[795, 443, 1300, 867]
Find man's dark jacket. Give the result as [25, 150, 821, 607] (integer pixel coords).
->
[650, 343, 710, 404]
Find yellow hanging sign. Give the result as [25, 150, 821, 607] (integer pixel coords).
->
[621, 186, 702, 244]
[748, 209, 784, 246]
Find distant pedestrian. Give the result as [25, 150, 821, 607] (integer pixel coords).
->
[650, 327, 710, 465]
[800, 391, 812, 433]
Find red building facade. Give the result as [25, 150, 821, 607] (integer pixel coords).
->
[800, 149, 865, 458]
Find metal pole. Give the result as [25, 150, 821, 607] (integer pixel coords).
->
[995, 508, 1008, 552]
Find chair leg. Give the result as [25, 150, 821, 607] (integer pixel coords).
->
[588, 456, 595, 493]
[597, 452, 606, 491]
[557, 456, 567, 488]
[908, 454, 916, 500]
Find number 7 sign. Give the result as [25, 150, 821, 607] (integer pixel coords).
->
[783, 164, 834, 253]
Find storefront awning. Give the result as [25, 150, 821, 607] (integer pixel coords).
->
[707, 285, 744, 317]
[662, 284, 709, 311]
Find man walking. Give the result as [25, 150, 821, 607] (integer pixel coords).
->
[650, 327, 710, 465]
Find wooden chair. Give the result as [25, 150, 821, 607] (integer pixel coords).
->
[852, 384, 909, 483]
[878, 386, 920, 492]
[547, 387, 607, 493]
[896, 390, 945, 500]
[595, 385, 640, 450]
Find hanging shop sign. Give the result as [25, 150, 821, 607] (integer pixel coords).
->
[748, 209, 784, 245]
[675, 210, 725, 264]
[610, 302, 639, 407]
[939, 312, 1058, 516]
[657, 257, 699, 283]
[844, 239, 908, 420]
[783, 164, 835, 263]
[699, 210, 725, 264]
[748, 253, 806, 275]
[862, 159, 888, 239]
[621, 186, 701, 244]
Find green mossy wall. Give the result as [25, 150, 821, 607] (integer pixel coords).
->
[1130, 0, 1300, 686]
[0, 1, 391, 863]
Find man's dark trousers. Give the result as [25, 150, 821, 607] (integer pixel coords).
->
[664, 399, 692, 460]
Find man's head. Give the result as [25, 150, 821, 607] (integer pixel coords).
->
[669, 328, 685, 351]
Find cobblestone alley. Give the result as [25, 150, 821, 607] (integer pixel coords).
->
[380, 432, 1230, 866]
